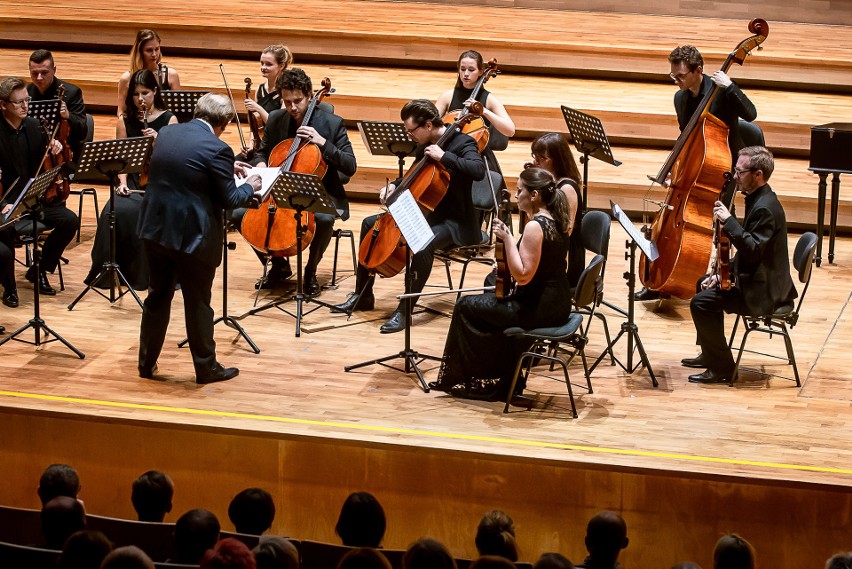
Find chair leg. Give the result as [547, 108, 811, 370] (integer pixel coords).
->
[780, 326, 801, 387]
[503, 353, 529, 413]
[732, 327, 754, 386]
[330, 228, 342, 286]
[557, 358, 578, 418]
[728, 314, 742, 349]
[443, 258, 453, 290]
[593, 311, 616, 365]
[76, 191, 84, 242]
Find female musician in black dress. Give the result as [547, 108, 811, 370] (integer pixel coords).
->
[529, 132, 585, 288]
[432, 167, 573, 401]
[117, 29, 181, 115]
[85, 70, 177, 290]
[245, 45, 293, 125]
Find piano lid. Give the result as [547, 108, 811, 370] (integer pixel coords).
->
[809, 123, 852, 174]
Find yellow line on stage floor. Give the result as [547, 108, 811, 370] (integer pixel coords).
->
[2, 389, 850, 477]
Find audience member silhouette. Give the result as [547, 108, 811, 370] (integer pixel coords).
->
[253, 536, 300, 569]
[174, 508, 221, 564]
[41, 495, 86, 549]
[671, 563, 702, 569]
[335, 492, 386, 548]
[826, 553, 852, 569]
[576, 511, 629, 569]
[101, 545, 156, 569]
[228, 487, 276, 535]
[475, 510, 518, 561]
[58, 529, 112, 569]
[38, 463, 81, 506]
[712, 534, 754, 569]
[201, 537, 257, 569]
[470, 555, 517, 569]
[336, 547, 393, 569]
[534, 552, 575, 569]
[402, 538, 458, 569]
[131, 470, 174, 522]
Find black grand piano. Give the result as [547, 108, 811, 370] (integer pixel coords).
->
[809, 122, 852, 266]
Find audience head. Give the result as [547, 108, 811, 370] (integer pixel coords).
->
[253, 536, 300, 569]
[336, 548, 392, 569]
[131, 470, 174, 522]
[671, 564, 703, 569]
[174, 508, 221, 564]
[335, 491, 387, 548]
[533, 553, 574, 569]
[58, 530, 112, 569]
[228, 487, 276, 535]
[584, 511, 628, 566]
[38, 463, 81, 505]
[101, 546, 156, 569]
[201, 537, 257, 569]
[403, 538, 457, 569]
[826, 553, 852, 569]
[475, 510, 518, 561]
[712, 534, 755, 569]
[470, 555, 516, 569]
[42, 495, 86, 550]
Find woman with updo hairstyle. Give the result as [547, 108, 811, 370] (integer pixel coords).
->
[434, 167, 573, 400]
[245, 45, 293, 125]
[117, 29, 181, 114]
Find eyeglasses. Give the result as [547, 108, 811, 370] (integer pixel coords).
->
[405, 123, 425, 136]
[734, 168, 755, 176]
[7, 97, 31, 107]
[669, 71, 694, 82]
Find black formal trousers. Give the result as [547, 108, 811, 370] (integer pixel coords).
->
[0, 225, 15, 292]
[39, 204, 78, 273]
[689, 276, 747, 373]
[139, 240, 218, 376]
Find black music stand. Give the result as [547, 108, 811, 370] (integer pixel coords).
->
[27, 98, 62, 132]
[588, 201, 657, 386]
[0, 166, 84, 358]
[179, 210, 260, 353]
[161, 90, 209, 123]
[561, 106, 621, 209]
[67, 136, 153, 310]
[245, 171, 339, 337]
[357, 121, 417, 179]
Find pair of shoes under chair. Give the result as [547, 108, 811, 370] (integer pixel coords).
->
[25, 266, 56, 295]
[688, 368, 736, 384]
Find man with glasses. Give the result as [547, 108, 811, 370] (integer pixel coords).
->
[0, 77, 78, 300]
[636, 44, 758, 301]
[332, 98, 485, 333]
[683, 146, 796, 383]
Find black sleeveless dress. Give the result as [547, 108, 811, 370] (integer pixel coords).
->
[449, 85, 508, 174]
[559, 178, 586, 290]
[436, 216, 572, 397]
[257, 83, 281, 115]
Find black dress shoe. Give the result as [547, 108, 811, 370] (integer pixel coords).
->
[0, 324, 4, 334]
[303, 272, 320, 297]
[197, 364, 239, 384]
[380, 310, 407, 334]
[138, 363, 159, 379]
[426, 381, 447, 392]
[255, 265, 293, 290]
[331, 292, 375, 314]
[633, 287, 660, 301]
[3, 291, 19, 308]
[688, 368, 735, 384]
[681, 353, 706, 368]
[450, 379, 502, 401]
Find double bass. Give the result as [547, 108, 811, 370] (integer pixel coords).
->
[442, 58, 498, 153]
[358, 103, 485, 278]
[240, 78, 333, 258]
[639, 19, 768, 299]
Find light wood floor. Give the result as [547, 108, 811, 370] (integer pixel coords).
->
[1, 200, 850, 490]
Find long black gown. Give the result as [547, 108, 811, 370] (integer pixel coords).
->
[436, 215, 572, 397]
[84, 111, 174, 290]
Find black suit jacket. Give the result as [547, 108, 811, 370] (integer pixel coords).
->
[0, 116, 48, 205]
[724, 183, 797, 315]
[28, 78, 88, 162]
[674, 74, 757, 158]
[254, 107, 357, 220]
[137, 119, 255, 267]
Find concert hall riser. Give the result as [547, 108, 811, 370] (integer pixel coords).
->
[1, 2, 852, 568]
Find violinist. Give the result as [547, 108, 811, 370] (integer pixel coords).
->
[430, 167, 573, 401]
[235, 68, 356, 296]
[27, 50, 88, 162]
[0, 77, 77, 298]
[246, 45, 293, 126]
[331, 99, 485, 334]
[117, 29, 181, 115]
[635, 44, 757, 301]
[84, 70, 177, 291]
[684, 147, 796, 384]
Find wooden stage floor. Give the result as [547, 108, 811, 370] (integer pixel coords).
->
[1, 202, 850, 490]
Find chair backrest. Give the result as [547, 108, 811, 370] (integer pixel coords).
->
[472, 169, 504, 212]
[85, 113, 95, 143]
[86, 513, 176, 561]
[573, 254, 605, 309]
[0, 504, 42, 545]
[580, 210, 611, 257]
[299, 540, 402, 569]
[219, 530, 260, 550]
[738, 119, 765, 147]
[153, 563, 199, 569]
[792, 231, 817, 312]
[0, 540, 61, 569]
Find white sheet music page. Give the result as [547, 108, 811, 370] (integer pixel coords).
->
[388, 190, 435, 254]
[234, 167, 280, 196]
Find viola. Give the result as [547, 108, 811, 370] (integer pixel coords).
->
[358, 103, 484, 278]
[639, 18, 768, 300]
[40, 83, 72, 206]
[240, 78, 333, 258]
[711, 172, 735, 290]
[245, 77, 264, 152]
[442, 58, 498, 153]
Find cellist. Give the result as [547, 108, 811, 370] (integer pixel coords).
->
[231, 68, 356, 296]
[331, 99, 485, 334]
[635, 44, 757, 301]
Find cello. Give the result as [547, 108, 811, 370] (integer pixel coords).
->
[442, 58, 498, 153]
[638, 19, 768, 299]
[240, 78, 332, 258]
[358, 102, 485, 278]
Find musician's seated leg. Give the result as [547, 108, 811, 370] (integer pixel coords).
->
[330, 214, 379, 314]
[229, 207, 293, 289]
[303, 213, 335, 296]
[27, 203, 78, 295]
[0, 226, 16, 308]
[688, 286, 745, 383]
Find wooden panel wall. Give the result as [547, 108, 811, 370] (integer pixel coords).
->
[2, 409, 851, 568]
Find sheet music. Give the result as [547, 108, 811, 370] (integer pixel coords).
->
[235, 167, 280, 195]
[611, 201, 659, 261]
[388, 190, 434, 254]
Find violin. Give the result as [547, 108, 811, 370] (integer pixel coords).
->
[245, 77, 264, 152]
[39, 83, 72, 206]
[494, 187, 515, 298]
[219, 64, 251, 158]
[240, 78, 333, 258]
[358, 102, 485, 278]
[442, 58, 498, 153]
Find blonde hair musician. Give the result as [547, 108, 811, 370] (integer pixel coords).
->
[117, 29, 181, 115]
